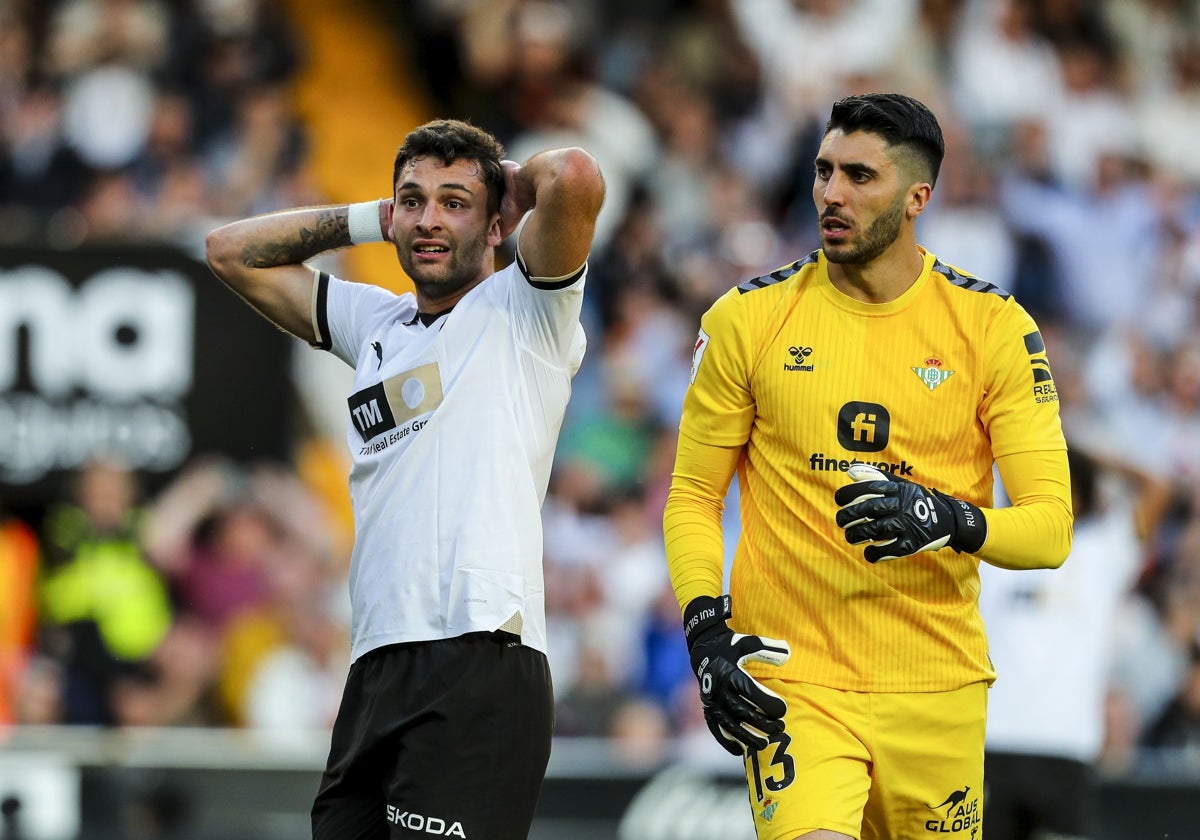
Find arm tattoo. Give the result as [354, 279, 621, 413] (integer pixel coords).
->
[241, 208, 351, 268]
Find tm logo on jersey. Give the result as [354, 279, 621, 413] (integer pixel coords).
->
[349, 381, 397, 441]
[924, 785, 980, 835]
[348, 362, 443, 443]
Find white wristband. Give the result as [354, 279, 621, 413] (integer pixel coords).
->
[348, 200, 384, 244]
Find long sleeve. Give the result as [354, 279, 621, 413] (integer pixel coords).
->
[978, 448, 1073, 570]
[662, 431, 741, 614]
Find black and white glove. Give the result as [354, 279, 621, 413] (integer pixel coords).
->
[683, 594, 791, 756]
[834, 464, 987, 563]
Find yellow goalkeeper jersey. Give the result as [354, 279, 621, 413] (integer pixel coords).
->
[673, 248, 1068, 692]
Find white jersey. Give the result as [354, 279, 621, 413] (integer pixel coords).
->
[979, 508, 1141, 762]
[311, 260, 586, 662]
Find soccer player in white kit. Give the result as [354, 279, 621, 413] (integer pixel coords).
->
[206, 119, 605, 839]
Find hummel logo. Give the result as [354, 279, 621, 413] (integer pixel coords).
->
[784, 346, 813, 371]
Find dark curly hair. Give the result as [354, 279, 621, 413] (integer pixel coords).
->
[393, 119, 507, 214]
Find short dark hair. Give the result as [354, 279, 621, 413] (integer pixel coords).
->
[393, 119, 506, 214]
[824, 93, 945, 186]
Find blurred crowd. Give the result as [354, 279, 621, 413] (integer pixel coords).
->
[7, 0, 1200, 779]
[0, 0, 312, 251]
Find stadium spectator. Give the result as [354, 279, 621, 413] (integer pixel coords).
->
[979, 447, 1168, 839]
[36, 457, 173, 725]
[997, 116, 1169, 335]
[949, 0, 1064, 156]
[0, 507, 38, 726]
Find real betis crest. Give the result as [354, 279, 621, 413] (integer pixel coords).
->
[912, 356, 954, 391]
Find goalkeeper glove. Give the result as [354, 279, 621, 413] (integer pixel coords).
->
[834, 464, 987, 563]
[683, 594, 791, 756]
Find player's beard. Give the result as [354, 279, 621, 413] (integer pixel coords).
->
[396, 229, 492, 300]
[823, 192, 906, 266]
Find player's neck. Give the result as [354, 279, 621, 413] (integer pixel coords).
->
[826, 242, 925, 304]
[412, 260, 493, 314]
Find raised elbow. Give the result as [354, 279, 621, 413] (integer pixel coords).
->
[204, 223, 241, 284]
[1033, 505, 1074, 570]
[1042, 545, 1070, 570]
[1045, 521, 1073, 569]
[553, 147, 605, 209]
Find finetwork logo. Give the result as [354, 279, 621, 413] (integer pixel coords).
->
[836, 402, 890, 452]
[808, 453, 914, 477]
[818, 401, 915, 475]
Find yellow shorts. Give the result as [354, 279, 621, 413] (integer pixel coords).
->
[744, 680, 986, 840]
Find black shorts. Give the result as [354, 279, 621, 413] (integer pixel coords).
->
[311, 631, 553, 840]
[984, 750, 1095, 839]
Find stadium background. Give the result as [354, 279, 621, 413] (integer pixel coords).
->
[4, 0, 1200, 836]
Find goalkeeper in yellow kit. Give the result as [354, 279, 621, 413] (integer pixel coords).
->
[663, 93, 1073, 840]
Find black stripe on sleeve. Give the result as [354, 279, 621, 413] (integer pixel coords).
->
[313, 271, 332, 350]
[1023, 331, 1046, 355]
[527, 266, 585, 290]
[516, 250, 586, 290]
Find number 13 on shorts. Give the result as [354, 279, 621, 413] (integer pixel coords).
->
[744, 681, 986, 840]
